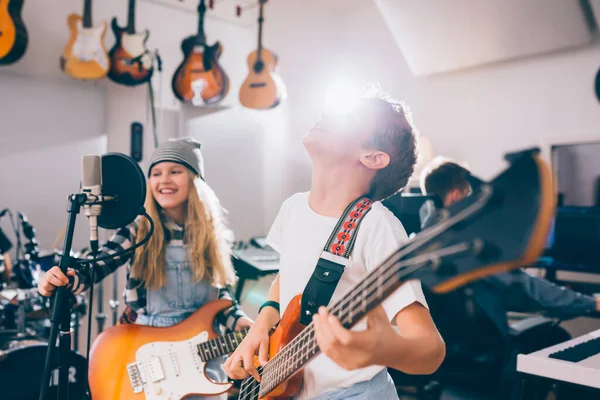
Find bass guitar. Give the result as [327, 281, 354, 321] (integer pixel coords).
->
[60, 0, 109, 80]
[239, 0, 286, 110]
[171, 0, 229, 106]
[108, 0, 153, 86]
[237, 149, 555, 399]
[89, 299, 248, 399]
[0, 0, 28, 65]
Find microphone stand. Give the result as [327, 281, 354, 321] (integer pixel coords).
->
[111, 270, 119, 326]
[96, 274, 106, 334]
[39, 193, 87, 400]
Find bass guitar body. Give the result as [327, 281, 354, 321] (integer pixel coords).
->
[61, 14, 109, 80]
[89, 299, 237, 400]
[258, 295, 305, 399]
[107, 18, 153, 86]
[239, 49, 286, 110]
[171, 36, 229, 106]
[0, 0, 28, 65]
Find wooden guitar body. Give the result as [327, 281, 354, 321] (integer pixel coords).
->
[171, 36, 229, 106]
[239, 49, 286, 110]
[107, 17, 153, 86]
[258, 295, 305, 400]
[88, 299, 236, 400]
[61, 13, 109, 80]
[0, 0, 28, 65]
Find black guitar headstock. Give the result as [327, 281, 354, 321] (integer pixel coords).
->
[404, 149, 554, 293]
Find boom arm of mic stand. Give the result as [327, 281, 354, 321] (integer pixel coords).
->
[39, 193, 87, 400]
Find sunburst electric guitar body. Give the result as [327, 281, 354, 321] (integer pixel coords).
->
[107, 0, 153, 86]
[171, 0, 229, 107]
[88, 299, 248, 400]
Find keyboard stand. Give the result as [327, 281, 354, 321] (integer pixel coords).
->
[232, 246, 280, 301]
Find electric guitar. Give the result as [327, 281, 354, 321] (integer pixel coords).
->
[88, 300, 249, 400]
[237, 149, 555, 400]
[0, 0, 28, 65]
[108, 0, 153, 86]
[239, 0, 286, 110]
[171, 0, 229, 106]
[60, 0, 109, 80]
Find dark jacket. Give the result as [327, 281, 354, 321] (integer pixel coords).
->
[421, 205, 596, 336]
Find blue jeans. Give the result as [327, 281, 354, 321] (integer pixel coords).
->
[313, 369, 399, 400]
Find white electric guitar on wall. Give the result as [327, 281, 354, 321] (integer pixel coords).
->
[60, 0, 109, 80]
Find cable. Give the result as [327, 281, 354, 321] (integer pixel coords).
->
[74, 209, 154, 265]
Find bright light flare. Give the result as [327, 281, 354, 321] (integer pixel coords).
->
[324, 81, 362, 115]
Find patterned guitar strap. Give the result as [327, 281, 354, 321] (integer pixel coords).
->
[300, 196, 374, 325]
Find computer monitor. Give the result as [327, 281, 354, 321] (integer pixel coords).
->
[549, 207, 600, 267]
[551, 141, 600, 207]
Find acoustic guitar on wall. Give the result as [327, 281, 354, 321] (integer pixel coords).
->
[60, 0, 109, 80]
[0, 0, 28, 65]
[172, 0, 229, 107]
[108, 0, 153, 86]
[239, 0, 286, 110]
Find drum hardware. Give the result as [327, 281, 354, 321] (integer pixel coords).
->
[0, 340, 87, 400]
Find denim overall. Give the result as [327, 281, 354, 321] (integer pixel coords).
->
[135, 243, 229, 400]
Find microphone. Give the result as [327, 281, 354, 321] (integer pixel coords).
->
[79, 153, 147, 252]
[81, 155, 103, 253]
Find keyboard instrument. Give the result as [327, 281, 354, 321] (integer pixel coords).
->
[517, 329, 600, 388]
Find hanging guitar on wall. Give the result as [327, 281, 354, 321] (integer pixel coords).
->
[239, 0, 286, 110]
[171, 0, 229, 107]
[0, 0, 28, 65]
[108, 0, 153, 86]
[60, 0, 109, 80]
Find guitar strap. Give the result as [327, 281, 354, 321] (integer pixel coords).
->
[300, 197, 374, 325]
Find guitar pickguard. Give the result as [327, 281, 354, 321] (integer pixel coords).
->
[129, 330, 228, 399]
[122, 33, 152, 69]
[72, 22, 108, 69]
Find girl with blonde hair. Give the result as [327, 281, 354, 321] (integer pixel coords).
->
[38, 137, 252, 399]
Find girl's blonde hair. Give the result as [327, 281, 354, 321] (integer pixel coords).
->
[131, 169, 236, 290]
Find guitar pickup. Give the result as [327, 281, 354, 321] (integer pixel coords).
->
[250, 83, 267, 88]
[126, 363, 144, 394]
[148, 357, 166, 383]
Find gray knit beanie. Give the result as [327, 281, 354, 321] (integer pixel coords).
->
[148, 137, 205, 180]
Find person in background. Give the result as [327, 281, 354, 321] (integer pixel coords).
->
[420, 156, 600, 399]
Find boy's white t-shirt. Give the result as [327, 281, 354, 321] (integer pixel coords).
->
[266, 192, 428, 400]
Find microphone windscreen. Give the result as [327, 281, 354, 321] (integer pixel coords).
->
[98, 153, 146, 229]
[82, 155, 102, 188]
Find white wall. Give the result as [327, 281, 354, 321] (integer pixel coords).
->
[0, 73, 107, 256]
[264, 0, 600, 190]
